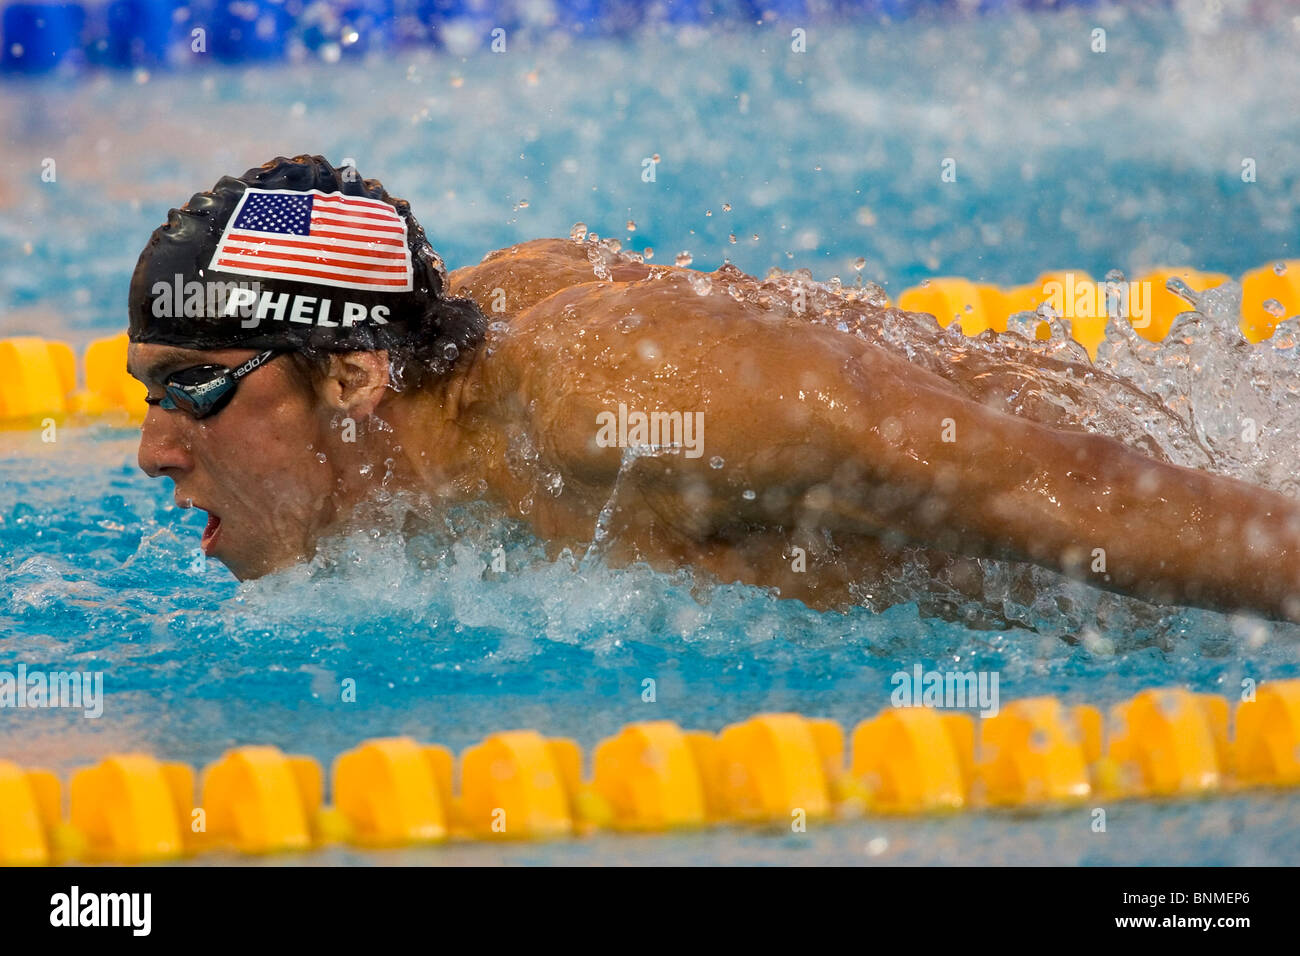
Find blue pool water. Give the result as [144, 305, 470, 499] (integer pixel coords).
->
[3, 3, 1300, 863]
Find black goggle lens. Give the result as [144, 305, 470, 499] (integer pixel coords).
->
[160, 370, 236, 419]
[147, 350, 279, 420]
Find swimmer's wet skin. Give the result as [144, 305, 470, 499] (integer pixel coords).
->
[127, 155, 1300, 622]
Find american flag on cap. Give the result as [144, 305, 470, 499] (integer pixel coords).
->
[209, 187, 414, 292]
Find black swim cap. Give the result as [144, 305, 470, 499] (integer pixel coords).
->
[128, 155, 485, 370]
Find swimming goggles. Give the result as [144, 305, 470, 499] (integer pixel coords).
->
[144, 349, 284, 420]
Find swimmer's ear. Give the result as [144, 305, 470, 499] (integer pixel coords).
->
[316, 351, 390, 418]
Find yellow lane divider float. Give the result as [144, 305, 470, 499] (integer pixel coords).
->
[4, 681, 1300, 865]
[889, 261, 1294, 357]
[1, 260, 1297, 428]
[896, 267, 1241, 358]
[0, 332, 144, 428]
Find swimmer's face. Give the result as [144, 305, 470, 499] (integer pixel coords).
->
[130, 343, 341, 580]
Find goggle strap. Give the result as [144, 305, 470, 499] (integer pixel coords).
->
[229, 349, 279, 383]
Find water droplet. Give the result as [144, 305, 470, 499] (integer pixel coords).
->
[546, 473, 564, 497]
[1165, 276, 1197, 305]
[919, 278, 931, 288]
[1275, 262, 1287, 276]
[689, 273, 712, 296]
[626, 219, 636, 231]
[518, 495, 534, 515]
[1264, 298, 1286, 318]
[643, 247, 654, 261]
[615, 312, 643, 332]
[341, 28, 359, 46]
[359, 463, 372, 477]
[675, 251, 694, 267]
[728, 233, 737, 244]
[442, 342, 459, 361]
[853, 257, 866, 271]
[863, 282, 889, 307]
[705, 209, 712, 217]
[709, 456, 725, 469]
[316, 452, 328, 464]
[742, 489, 756, 501]
[651, 153, 661, 163]
[722, 203, 732, 212]
[518, 198, 529, 208]
[489, 320, 509, 333]
[570, 222, 588, 241]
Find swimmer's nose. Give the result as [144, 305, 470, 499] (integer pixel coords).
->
[137, 407, 193, 478]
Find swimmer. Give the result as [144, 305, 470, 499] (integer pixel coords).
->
[127, 155, 1300, 623]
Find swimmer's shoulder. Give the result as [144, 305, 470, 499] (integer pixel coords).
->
[449, 237, 603, 284]
[446, 237, 665, 317]
[475, 237, 591, 265]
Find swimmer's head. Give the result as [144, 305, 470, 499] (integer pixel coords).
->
[129, 156, 486, 580]
[128, 154, 485, 386]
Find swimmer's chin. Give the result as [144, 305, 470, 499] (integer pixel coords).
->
[213, 555, 265, 582]
[211, 523, 356, 581]
[214, 549, 313, 582]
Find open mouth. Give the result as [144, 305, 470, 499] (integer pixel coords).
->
[201, 512, 223, 555]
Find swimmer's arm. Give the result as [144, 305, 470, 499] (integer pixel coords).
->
[646, 334, 1300, 621]
[855, 371, 1300, 620]
[513, 286, 1300, 621]
[760, 345, 1300, 621]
